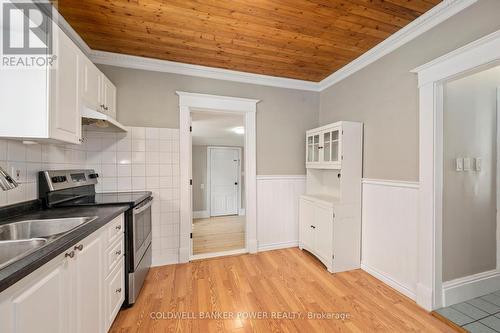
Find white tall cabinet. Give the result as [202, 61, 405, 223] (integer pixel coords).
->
[299, 121, 363, 273]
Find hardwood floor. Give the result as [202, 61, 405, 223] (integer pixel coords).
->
[192, 215, 245, 255]
[110, 248, 455, 333]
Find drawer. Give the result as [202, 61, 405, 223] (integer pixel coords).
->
[104, 236, 124, 279]
[105, 259, 125, 331]
[106, 214, 124, 245]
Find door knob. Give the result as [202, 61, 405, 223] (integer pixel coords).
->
[74, 244, 83, 251]
[234, 182, 238, 185]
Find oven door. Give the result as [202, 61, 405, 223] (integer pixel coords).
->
[132, 197, 153, 270]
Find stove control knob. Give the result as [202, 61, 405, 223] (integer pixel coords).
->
[51, 176, 67, 183]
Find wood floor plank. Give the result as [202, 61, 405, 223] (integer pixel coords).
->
[110, 248, 456, 333]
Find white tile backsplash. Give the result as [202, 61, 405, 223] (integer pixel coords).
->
[0, 126, 180, 265]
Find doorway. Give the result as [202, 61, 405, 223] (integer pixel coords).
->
[177, 92, 258, 263]
[190, 111, 246, 257]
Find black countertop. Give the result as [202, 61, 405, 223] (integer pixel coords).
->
[0, 203, 130, 293]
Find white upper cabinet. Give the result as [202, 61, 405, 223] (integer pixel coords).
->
[306, 124, 342, 169]
[49, 27, 82, 144]
[100, 75, 117, 119]
[80, 57, 101, 111]
[0, 7, 119, 145]
[81, 58, 117, 120]
[0, 20, 82, 144]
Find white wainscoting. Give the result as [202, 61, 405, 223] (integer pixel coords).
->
[361, 178, 420, 300]
[256, 175, 306, 251]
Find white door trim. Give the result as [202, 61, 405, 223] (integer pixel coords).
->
[177, 92, 259, 262]
[207, 146, 242, 217]
[412, 29, 500, 311]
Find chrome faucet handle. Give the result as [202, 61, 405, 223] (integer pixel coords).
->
[0, 166, 19, 191]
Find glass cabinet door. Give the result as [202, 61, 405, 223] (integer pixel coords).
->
[322, 128, 340, 163]
[307, 134, 320, 162]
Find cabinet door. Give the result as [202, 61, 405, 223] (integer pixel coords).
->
[74, 234, 104, 333]
[106, 81, 117, 119]
[314, 206, 333, 262]
[0, 255, 72, 333]
[306, 133, 321, 163]
[49, 27, 82, 144]
[299, 199, 315, 249]
[322, 127, 341, 164]
[101, 76, 117, 119]
[105, 261, 125, 331]
[80, 57, 100, 110]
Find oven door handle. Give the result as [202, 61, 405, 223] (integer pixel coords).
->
[133, 198, 153, 215]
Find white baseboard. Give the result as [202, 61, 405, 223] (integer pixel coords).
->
[258, 241, 298, 252]
[193, 210, 209, 219]
[178, 246, 190, 263]
[442, 269, 500, 306]
[190, 248, 247, 260]
[361, 262, 416, 301]
[152, 254, 179, 267]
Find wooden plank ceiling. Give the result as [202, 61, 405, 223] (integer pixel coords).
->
[55, 0, 441, 82]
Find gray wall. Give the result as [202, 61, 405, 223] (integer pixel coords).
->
[319, 0, 500, 181]
[99, 65, 319, 175]
[192, 145, 208, 212]
[442, 66, 500, 281]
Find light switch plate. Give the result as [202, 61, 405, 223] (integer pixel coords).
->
[456, 158, 463, 171]
[464, 157, 472, 171]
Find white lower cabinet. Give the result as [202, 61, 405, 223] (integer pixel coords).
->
[299, 197, 334, 272]
[0, 214, 125, 333]
[299, 195, 361, 274]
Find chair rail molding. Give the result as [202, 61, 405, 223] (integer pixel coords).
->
[177, 92, 259, 263]
[413, 29, 500, 311]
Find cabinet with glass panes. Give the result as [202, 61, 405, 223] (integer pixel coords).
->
[305, 122, 349, 169]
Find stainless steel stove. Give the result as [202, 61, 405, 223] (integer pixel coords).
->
[38, 169, 153, 306]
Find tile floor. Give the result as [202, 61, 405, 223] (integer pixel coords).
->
[436, 291, 500, 332]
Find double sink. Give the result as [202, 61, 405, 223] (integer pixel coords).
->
[0, 216, 97, 269]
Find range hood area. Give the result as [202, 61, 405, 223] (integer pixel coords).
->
[81, 107, 128, 132]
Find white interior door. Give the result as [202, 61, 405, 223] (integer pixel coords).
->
[210, 148, 240, 216]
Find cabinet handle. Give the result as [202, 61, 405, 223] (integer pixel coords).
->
[104, 106, 109, 111]
[310, 225, 316, 229]
[318, 146, 323, 150]
[115, 225, 122, 231]
[115, 250, 122, 256]
[115, 288, 122, 293]
[100, 104, 105, 109]
[74, 244, 83, 251]
[65, 251, 75, 258]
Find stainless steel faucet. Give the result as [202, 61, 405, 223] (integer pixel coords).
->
[0, 166, 19, 191]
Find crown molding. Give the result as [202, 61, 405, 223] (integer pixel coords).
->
[90, 50, 320, 92]
[51, 6, 92, 55]
[52, 0, 476, 92]
[317, 0, 478, 91]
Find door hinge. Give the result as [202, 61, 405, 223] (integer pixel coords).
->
[332, 254, 335, 260]
[333, 212, 335, 219]
[189, 126, 192, 132]
[190, 179, 192, 185]
[190, 233, 193, 239]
